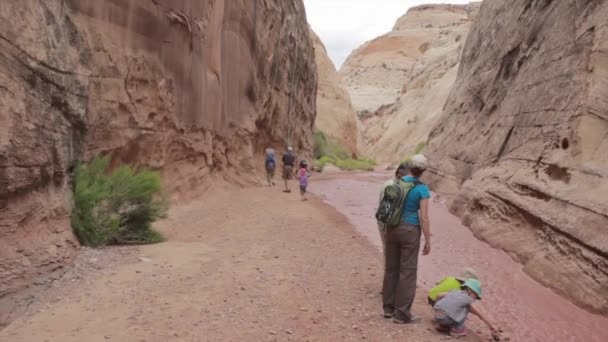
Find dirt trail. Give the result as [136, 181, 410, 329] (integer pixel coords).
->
[0, 186, 475, 342]
[310, 171, 608, 342]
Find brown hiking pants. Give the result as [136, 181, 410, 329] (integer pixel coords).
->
[382, 223, 421, 321]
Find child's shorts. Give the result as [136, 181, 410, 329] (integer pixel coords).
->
[300, 185, 307, 194]
[434, 309, 458, 328]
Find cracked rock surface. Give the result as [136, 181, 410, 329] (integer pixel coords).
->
[0, 0, 316, 323]
[310, 29, 360, 155]
[346, 3, 479, 161]
[426, 0, 608, 314]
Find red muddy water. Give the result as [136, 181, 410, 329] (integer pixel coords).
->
[310, 171, 608, 342]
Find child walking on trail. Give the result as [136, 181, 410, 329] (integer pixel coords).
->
[433, 279, 499, 337]
[297, 160, 311, 201]
[428, 267, 478, 306]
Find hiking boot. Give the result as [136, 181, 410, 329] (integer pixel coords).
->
[392, 315, 421, 324]
[383, 310, 394, 319]
[382, 305, 394, 318]
[434, 323, 450, 333]
[449, 328, 467, 337]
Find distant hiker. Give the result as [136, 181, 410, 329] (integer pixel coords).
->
[378, 154, 431, 323]
[265, 148, 277, 187]
[282, 146, 296, 193]
[297, 160, 311, 201]
[377, 163, 409, 256]
[428, 267, 478, 306]
[433, 278, 499, 337]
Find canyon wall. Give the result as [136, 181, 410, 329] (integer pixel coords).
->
[426, 0, 608, 314]
[341, 4, 479, 162]
[310, 29, 359, 155]
[0, 0, 316, 319]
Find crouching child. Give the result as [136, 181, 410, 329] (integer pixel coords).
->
[433, 279, 499, 337]
[428, 267, 478, 306]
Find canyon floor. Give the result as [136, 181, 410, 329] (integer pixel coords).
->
[0, 179, 478, 342]
[2, 172, 607, 342]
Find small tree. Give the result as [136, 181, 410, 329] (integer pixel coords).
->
[71, 156, 167, 247]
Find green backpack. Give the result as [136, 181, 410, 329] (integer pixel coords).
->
[375, 180, 421, 229]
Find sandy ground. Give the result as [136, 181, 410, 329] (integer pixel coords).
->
[310, 171, 608, 342]
[0, 185, 478, 342]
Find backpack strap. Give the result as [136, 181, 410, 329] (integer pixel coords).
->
[402, 180, 420, 201]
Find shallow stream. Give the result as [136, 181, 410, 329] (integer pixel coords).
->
[310, 172, 608, 342]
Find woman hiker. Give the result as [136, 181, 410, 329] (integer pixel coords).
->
[382, 154, 432, 324]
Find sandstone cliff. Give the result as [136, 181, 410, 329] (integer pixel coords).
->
[426, 0, 608, 314]
[341, 4, 479, 162]
[310, 29, 358, 155]
[0, 0, 316, 314]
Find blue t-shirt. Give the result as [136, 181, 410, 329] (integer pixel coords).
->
[400, 176, 431, 226]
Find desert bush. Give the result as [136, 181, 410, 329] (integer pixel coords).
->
[313, 131, 377, 172]
[399, 141, 427, 165]
[313, 131, 328, 159]
[415, 141, 426, 154]
[313, 131, 350, 160]
[71, 156, 167, 247]
[335, 158, 376, 171]
[316, 156, 336, 172]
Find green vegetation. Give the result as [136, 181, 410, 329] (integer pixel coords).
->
[316, 156, 376, 172]
[313, 131, 377, 172]
[335, 158, 377, 171]
[313, 131, 350, 160]
[400, 141, 427, 164]
[386, 141, 428, 171]
[71, 156, 168, 247]
[315, 156, 334, 172]
[415, 141, 426, 154]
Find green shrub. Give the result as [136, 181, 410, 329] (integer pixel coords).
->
[314, 160, 324, 172]
[315, 156, 377, 172]
[319, 156, 336, 165]
[397, 141, 427, 166]
[415, 141, 426, 154]
[335, 158, 376, 171]
[313, 130, 377, 172]
[315, 156, 335, 172]
[313, 131, 328, 159]
[71, 156, 168, 247]
[313, 131, 350, 160]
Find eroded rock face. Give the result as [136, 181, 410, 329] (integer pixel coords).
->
[0, 0, 316, 319]
[354, 4, 479, 162]
[426, 0, 608, 314]
[310, 29, 359, 155]
[341, 4, 478, 115]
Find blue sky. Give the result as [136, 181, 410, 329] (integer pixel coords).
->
[304, 0, 471, 68]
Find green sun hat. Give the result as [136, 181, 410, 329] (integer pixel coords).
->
[462, 278, 482, 299]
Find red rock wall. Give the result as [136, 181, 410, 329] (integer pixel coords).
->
[426, 0, 608, 314]
[0, 0, 316, 309]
